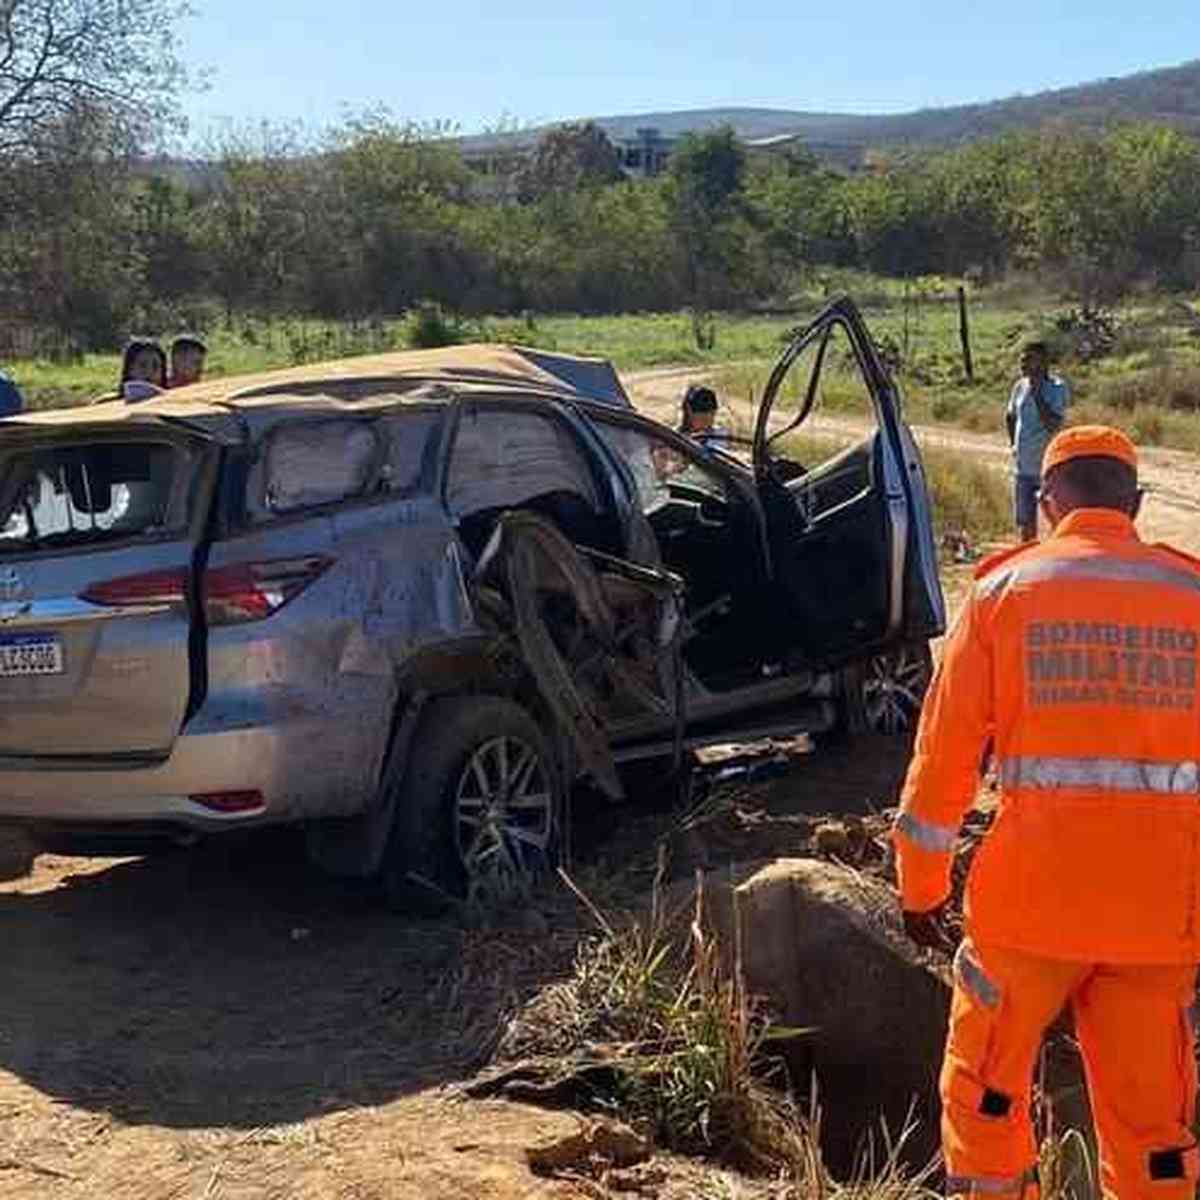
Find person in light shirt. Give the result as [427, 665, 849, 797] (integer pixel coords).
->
[1005, 341, 1069, 541]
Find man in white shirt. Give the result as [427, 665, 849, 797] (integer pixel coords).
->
[1005, 342, 1069, 541]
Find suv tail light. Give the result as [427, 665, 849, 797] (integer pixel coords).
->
[203, 557, 333, 625]
[81, 556, 333, 626]
[80, 567, 188, 609]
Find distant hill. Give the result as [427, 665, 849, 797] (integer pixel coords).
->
[459, 58, 1200, 163]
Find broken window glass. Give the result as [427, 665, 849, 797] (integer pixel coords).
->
[262, 420, 379, 516]
[376, 410, 439, 495]
[0, 442, 186, 553]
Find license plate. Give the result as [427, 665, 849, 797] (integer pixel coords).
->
[0, 633, 64, 677]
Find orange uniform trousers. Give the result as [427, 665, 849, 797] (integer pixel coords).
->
[944, 940, 1197, 1200]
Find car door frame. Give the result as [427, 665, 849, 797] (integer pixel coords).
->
[751, 295, 945, 660]
[573, 400, 774, 602]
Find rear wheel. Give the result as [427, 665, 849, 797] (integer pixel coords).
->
[378, 695, 562, 912]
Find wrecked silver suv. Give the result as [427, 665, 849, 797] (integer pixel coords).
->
[0, 298, 944, 903]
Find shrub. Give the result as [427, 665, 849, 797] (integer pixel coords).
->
[1048, 305, 1120, 362]
[404, 300, 464, 349]
[1095, 364, 1200, 413]
[499, 863, 822, 1177]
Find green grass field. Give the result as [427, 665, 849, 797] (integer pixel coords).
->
[8, 280, 1200, 452]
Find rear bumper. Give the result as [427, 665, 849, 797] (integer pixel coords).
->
[0, 709, 374, 834]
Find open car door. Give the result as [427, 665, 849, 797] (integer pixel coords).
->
[752, 297, 945, 666]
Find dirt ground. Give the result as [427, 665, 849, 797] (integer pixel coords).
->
[0, 732, 914, 1199]
[5, 365, 1182, 1198]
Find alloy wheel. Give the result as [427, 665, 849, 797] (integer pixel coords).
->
[453, 735, 555, 894]
[859, 644, 932, 735]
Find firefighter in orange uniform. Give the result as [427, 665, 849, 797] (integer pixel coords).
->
[894, 425, 1200, 1199]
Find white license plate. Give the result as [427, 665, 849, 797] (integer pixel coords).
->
[0, 634, 64, 677]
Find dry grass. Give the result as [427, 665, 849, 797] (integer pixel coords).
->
[493, 857, 950, 1197]
[1092, 363, 1200, 413]
[480, 805, 1092, 1200]
[503, 859, 816, 1176]
[919, 444, 1012, 545]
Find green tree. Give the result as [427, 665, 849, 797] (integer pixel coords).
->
[663, 127, 753, 344]
[132, 174, 209, 300]
[925, 135, 1028, 278]
[516, 121, 623, 203]
[0, 0, 193, 159]
[842, 161, 941, 277]
[0, 103, 147, 348]
[197, 122, 324, 316]
[1102, 124, 1200, 283]
[745, 146, 850, 280]
[324, 112, 473, 313]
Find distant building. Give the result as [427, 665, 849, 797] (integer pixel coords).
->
[614, 127, 675, 178]
[456, 122, 865, 192]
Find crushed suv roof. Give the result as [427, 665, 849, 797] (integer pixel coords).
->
[1, 343, 631, 438]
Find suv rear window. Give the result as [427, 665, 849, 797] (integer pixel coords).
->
[0, 441, 191, 555]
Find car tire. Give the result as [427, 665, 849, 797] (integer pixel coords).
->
[838, 640, 934, 737]
[377, 695, 562, 913]
[815, 640, 934, 746]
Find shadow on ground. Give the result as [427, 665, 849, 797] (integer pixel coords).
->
[0, 830, 476, 1130]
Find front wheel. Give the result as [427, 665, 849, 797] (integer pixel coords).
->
[377, 695, 562, 912]
[838, 641, 934, 737]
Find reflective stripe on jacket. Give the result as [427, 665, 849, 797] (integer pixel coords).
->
[895, 508, 1200, 963]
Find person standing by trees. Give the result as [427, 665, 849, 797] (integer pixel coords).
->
[1005, 341, 1068, 541]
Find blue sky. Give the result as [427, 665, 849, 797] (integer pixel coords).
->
[179, 1, 1199, 142]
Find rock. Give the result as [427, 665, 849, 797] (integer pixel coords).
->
[526, 1117, 652, 1174]
[685, 857, 1097, 1181]
[812, 820, 852, 858]
[682, 857, 951, 1175]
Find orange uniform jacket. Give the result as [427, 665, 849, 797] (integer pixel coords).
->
[896, 508, 1200, 964]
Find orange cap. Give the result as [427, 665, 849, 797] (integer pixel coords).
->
[1042, 425, 1138, 477]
